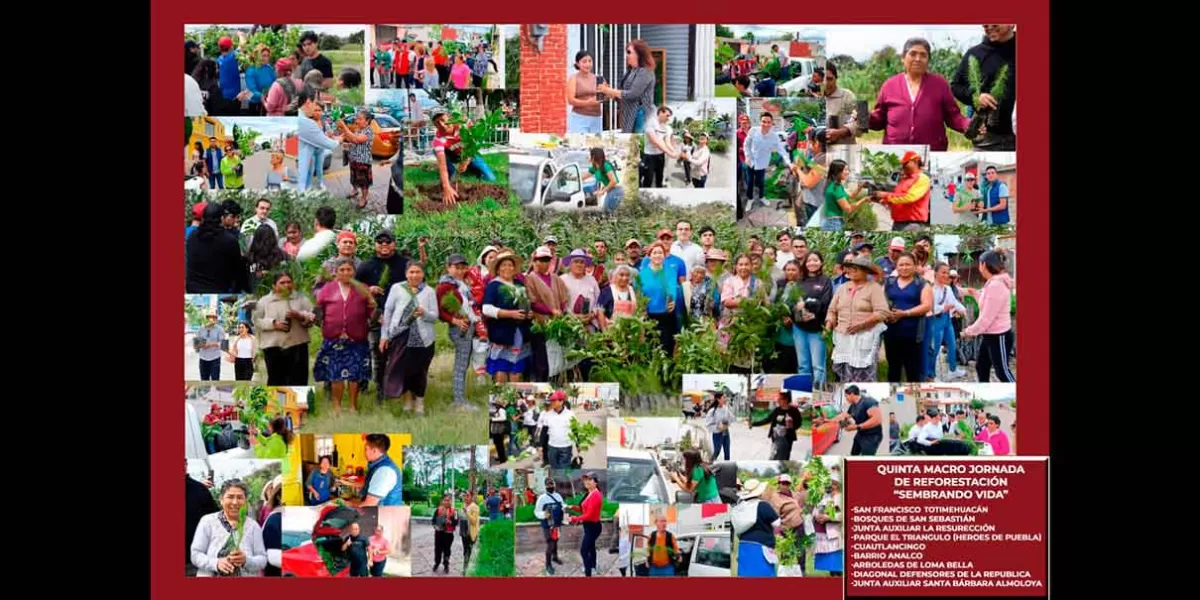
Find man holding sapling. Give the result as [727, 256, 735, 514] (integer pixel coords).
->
[821, 385, 884, 456]
[356, 231, 410, 397]
[951, 25, 1016, 151]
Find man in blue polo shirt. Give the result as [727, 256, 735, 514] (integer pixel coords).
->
[216, 36, 243, 103]
[360, 434, 403, 506]
[978, 165, 1011, 225]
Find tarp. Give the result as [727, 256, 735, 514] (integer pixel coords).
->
[782, 375, 813, 393]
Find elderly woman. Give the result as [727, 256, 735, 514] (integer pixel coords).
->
[264, 151, 297, 190]
[265, 59, 303, 116]
[718, 254, 765, 355]
[638, 242, 680, 355]
[825, 255, 890, 382]
[597, 264, 639, 329]
[381, 262, 439, 415]
[867, 38, 971, 151]
[734, 479, 780, 577]
[314, 258, 377, 414]
[253, 271, 316, 385]
[683, 264, 716, 323]
[597, 39, 658, 133]
[190, 479, 268, 577]
[812, 477, 844, 576]
[883, 252, 934, 383]
[481, 249, 534, 382]
[336, 110, 376, 208]
[560, 249, 602, 331]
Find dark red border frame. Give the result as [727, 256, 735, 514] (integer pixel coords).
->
[154, 7, 1047, 596]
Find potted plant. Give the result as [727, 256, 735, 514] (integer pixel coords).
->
[775, 528, 805, 577]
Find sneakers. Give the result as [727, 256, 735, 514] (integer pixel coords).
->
[451, 402, 481, 412]
[949, 369, 969, 379]
[546, 564, 556, 575]
[443, 564, 449, 574]
[553, 556, 564, 565]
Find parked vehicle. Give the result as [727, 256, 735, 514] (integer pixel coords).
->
[509, 151, 609, 212]
[607, 447, 673, 505]
[627, 530, 732, 577]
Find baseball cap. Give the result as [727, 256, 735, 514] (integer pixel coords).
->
[900, 150, 922, 165]
[580, 471, 598, 480]
[446, 253, 468, 266]
[374, 231, 395, 243]
[888, 237, 906, 251]
[550, 390, 567, 402]
[949, 269, 959, 277]
[656, 229, 674, 239]
[543, 235, 559, 245]
[624, 238, 642, 248]
[965, 172, 977, 179]
[192, 201, 209, 220]
[777, 474, 792, 484]
[533, 245, 554, 259]
[218, 36, 233, 50]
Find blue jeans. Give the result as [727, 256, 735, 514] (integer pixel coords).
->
[712, 430, 730, 460]
[631, 107, 646, 133]
[692, 175, 708, 188]
[447, 155, 497, 182]
[199, 358, 221, 381]
[549, 445, 573, 469]
[568, 111, 604, 133]
[793, 326, 827, 387]
[508, 421, 521, 458]
[603, 186, 625, 211]
[207, 174, 223, 189]
[821, 216, 844, 232]
[749, 169, 766, 200]
[925, 314, 957, 379]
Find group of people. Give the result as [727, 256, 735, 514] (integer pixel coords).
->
[533, 473, 605, 576]
[429, 491, 491, 575]
[893, 406, 1012, 456]
[372, 39, 495, 90]
[490, 389, 579, 467]
[736, 110, 828, 224]
[638, 105, 715, 189]
[733, 471, 842, 577]
[185, 29, 360, 118]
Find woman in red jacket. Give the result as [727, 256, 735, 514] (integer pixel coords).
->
[568, 472, 604, 577]
[314, 258, 377, 414]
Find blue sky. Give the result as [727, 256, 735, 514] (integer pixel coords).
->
[721, 25, 992, 61]
[214, 117, 296, 140]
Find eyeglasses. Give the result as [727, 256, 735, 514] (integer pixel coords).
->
[535, 257, 552, 262]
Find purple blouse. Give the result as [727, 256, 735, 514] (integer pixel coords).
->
[868, 73, 970, 151]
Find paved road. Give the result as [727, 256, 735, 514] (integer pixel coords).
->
[492, 412, 609, 470]
[515, 522, 621, 577]
[727, 420, 812, 462]
[410, 520, 472, 577]
[320, 153, 394, 214]
[655, 150, 736, 190]
[184, 333, 243, 382]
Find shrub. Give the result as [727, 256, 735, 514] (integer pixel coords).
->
[470, 520, 516, 577]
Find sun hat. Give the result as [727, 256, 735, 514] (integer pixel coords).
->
[842, 254, 883, 276]
[705, 248, 730, 262]
[487, 248, 524, 274]
[777, 474, 792, 484]
[739, 478, 769, 500]
[565, 249, 593, 267]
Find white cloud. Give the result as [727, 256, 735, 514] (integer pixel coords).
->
[214, 117, 297, 140]
[824, 25, 987, 61]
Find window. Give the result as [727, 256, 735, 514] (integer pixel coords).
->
[695, 536, 732, 569]
[374, 114, 402, 128]
[316, 436, 335, 463]
[205, 122, 216, 137]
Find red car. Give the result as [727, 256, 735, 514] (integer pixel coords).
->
[282, 542, 349, 578]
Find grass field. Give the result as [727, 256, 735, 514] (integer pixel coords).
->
[404, 152, 509, 186]
[716, 83, 738, 98]
[325, 44, 365, 77]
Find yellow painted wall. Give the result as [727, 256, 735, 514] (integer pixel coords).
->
[188, 117, 231, 153]
[333, 434, 411, 474]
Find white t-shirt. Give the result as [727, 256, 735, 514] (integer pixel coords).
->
[235, 337, 254, 358]
[776, 250, 795, 266]
[366, 465, 399, 499]
[534, 491, 565, 521]
[185, 74, 206, 117]
[671, 240, 707, 273]
[539, 408, 575, 448]
[297, 229, 338, 262]
[917, 421, 945, 446]
[644, 119, 673, 156]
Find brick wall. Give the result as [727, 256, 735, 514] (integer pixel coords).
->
[519, 24, 567, 136]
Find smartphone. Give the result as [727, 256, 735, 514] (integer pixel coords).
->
[855, 100, 869, 131]
[595, 75, 607, 102]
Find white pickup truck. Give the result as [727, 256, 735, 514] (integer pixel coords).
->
[509, 150, 610, 212]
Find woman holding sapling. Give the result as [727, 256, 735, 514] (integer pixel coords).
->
[822, 159, 871, 232]
[794, 251, 833, 387]
[768, 259, 803, 374]
[598, 39, 658, 134]
[314, 258, 377, 414]
[191, 479, 268, 577]
[717, 254, 765, 356]
[812, 477, 844, 576]
[867, 38, 970, 151]
[883, 252, 934, 383]
[638, 242, 681, 356]
[597, 264, 639, 329]
[381, 262, 440, 415]
[482, 249, 534, 383]
[254, 271, 316, 386]
[566, 51, 604, 134]
[825, 255, 890, 382]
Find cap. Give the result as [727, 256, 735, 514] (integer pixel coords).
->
[218, 36, 234, 50]
[900, 150, 922, 165]
[850, 231, 866, 238]
[192, 201, 209, 220]
[533, 245, 554, 259]
[446, 253, 468, 266]
[949, 269, 959, 277]
[275, 58, 294, 72]
[337, 231, 357, 244]
[777, 473, 792, 484]
[580, 471, 598, 480]
[656, 229, 674, 239]
[543, 235, 559, 245]
[853, 241, 875, 251]
[374, 231, 395, 243]
[888, 237, 906, 250]
[965, 172, 977, 179]
[624, 238, 642, 248]
[550, 390, 567, 402]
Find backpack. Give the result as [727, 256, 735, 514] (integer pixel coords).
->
[731, 499, 760, 535]
[276, 77, 299, 116]
[647, 530, 677, 564]
[542, 493, 564, 527]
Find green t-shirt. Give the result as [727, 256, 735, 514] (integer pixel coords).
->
[692, 465, 719, 502]
[825, 181, 849, 218]
[221, 155, 244, 188]
[589, 162, 616, 188]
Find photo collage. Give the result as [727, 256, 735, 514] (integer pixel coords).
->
[183, 23, 1018, 578]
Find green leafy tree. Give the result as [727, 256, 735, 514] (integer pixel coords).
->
[716, 24, 736, 38]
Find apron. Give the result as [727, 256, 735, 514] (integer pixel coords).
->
[612, 288, 637, 318]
